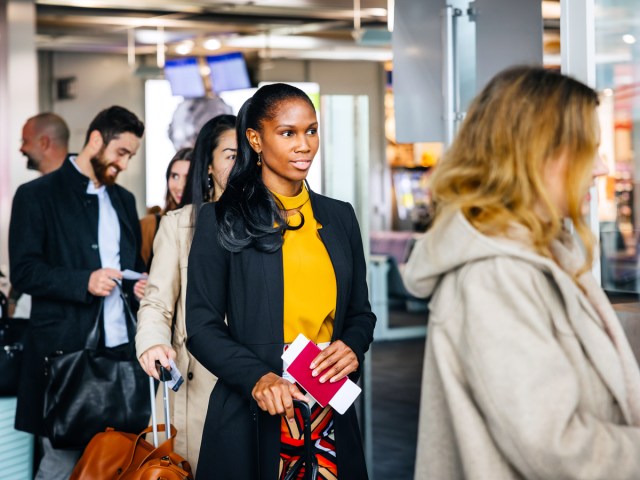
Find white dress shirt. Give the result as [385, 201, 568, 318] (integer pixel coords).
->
[71, 157, 129, 347]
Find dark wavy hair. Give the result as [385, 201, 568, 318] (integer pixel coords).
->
[181, 114, 237, 231]
[216, 83, 316, 253]
[164, 147, 193, 212]
[83, 105, 144, 146]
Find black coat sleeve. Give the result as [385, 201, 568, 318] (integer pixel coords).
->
[338, 204, 376, 368]
[186, 204, 273, 399]
[9, 184, 93, 303]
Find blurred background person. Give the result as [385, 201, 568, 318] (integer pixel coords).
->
[9, 112, 71, 317]
[403, 66, 640, 480]
[20, 112, 69, 175]
[186, 84, 375, 479]
[135, 114, 237, 474]
[140, 147, 193, 269]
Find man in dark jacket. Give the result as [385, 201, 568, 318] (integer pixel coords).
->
[8, 106, 146, 480]
[8, 112, 70, 317]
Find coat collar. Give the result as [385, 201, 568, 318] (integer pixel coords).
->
[307, 190, 349, 336]
[546, 256, 633, 423]
[442, 211, 637, 423]
[308, 189, 332, 227]
[60, 154, 91, 194]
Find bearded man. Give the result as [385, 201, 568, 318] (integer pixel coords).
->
[8, 106, 146, 479]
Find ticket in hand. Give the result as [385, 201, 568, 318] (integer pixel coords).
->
[166, 358, 184, 392]
[121, 269, 148, 281]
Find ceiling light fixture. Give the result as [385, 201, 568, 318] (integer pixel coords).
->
[127, 28, 135, 68]
[203, 38, 222, 51]
[541, 1, 561, 20]
[157, 26, 165, 68]
[352, 0, 363, 41]
[623, 34, 636, 45]
[175, 40, 194, 55]
[387, 0, 394, 32]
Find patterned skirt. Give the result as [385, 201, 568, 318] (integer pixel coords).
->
[279, 403, 338, 480]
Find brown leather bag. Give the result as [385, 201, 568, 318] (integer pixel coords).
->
[70, 423, 193, 479]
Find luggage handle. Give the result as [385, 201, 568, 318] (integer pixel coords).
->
[285, 400, 319, 480]
[150, 361, 173, 448]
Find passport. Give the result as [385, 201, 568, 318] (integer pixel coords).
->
[282, 334, 361, 414]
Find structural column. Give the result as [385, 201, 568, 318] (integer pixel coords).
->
[561, 0, 599, 281]
[0, 0, 38, 276]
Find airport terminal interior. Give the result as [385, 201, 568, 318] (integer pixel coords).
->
[2, 0, 640, 478]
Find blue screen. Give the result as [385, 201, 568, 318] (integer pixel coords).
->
[164, 57, 206, 98]
[206, 52, 251, 94]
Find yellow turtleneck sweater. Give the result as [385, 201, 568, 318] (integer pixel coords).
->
[272, 186, 337, 344]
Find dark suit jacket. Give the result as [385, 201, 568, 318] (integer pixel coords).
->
[8, 156, 144, 435]
[186, 191, 376, 479]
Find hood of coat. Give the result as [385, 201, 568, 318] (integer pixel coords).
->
[402, 209, 564, 299]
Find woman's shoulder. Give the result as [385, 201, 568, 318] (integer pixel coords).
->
[165, 204, 194, 218]
[165, 205, 195, 228]
[309, 191, 354, 218]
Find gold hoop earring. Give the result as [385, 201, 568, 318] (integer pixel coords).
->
[257, 152, 262, 166]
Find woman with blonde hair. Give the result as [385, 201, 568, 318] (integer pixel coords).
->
[135, 114, 237, 474]
[404, 66, 640, 479]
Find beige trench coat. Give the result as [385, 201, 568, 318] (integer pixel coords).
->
[136, 205, 216, 475]
[403, 211, 640, 480]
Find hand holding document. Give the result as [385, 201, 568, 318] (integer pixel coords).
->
[121, 269, 148, 281]
[281, 334, 361, 415]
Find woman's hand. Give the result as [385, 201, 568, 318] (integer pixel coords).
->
[252, 372, 308, 421]
[310, 340, 358, 384]
[138, 344, 177, 379]
[133, 277, 148, 301]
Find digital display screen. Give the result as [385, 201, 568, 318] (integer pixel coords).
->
[206, 52, 251, 94]
[164, 57, 206, 98]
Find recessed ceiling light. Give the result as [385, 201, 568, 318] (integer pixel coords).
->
[623, 34, 636, 45]
[203, 38, 222, 51]
[175, 40, 194, 55]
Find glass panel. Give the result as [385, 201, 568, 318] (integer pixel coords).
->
[595, 0, 640, 293]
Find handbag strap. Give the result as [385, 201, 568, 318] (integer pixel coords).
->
[85, 298, 105, 350]
[123, 424, 177, 471]
[0, 290, 8, 319]
[85, 282, 137, 350]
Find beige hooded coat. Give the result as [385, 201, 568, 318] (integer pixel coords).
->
[403, 210, 640, 480]
[136, 206, 216, 475]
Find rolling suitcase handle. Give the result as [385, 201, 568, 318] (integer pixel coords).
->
[150, 361, 173, 448]
[284, 400, 319, 480]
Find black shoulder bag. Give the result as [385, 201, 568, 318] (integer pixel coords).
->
[0, 291, 29, 396]
[43, 286, 150, 449]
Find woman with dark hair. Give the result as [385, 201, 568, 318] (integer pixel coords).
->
[135, 113, 236, 474]
[186, 83, 375, 479]
[139, 147, 193, 268]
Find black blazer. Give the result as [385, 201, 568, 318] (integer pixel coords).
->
[186, 191, 375, 479]
[8, 157, 144, 434]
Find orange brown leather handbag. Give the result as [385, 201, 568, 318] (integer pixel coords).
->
[70, 369, 192, 479]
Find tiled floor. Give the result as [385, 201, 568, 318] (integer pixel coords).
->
[370, 336, 426, 480]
